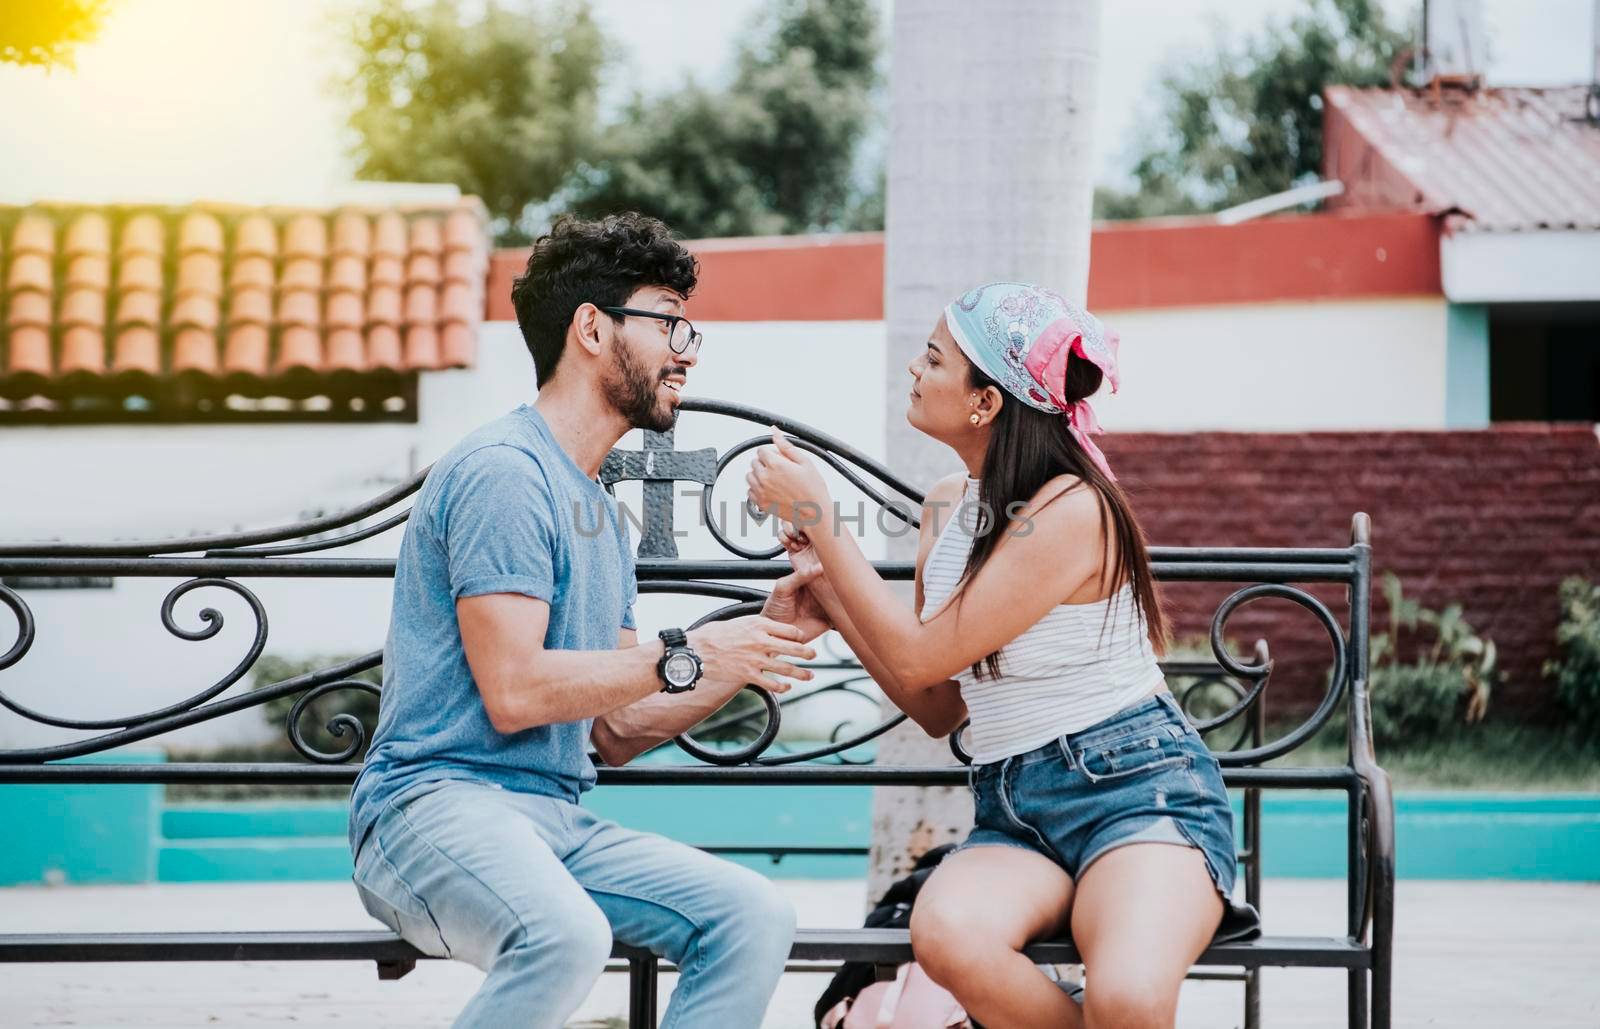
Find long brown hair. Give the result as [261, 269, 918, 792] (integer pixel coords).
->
[954, 357, 1168, 680]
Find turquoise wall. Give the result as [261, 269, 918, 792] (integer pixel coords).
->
[1445, 302, 1490, 427]
[0, 750, 164, 886]
[7, 776, 1598, 885]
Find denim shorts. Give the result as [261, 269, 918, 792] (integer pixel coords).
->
[958, 692, 1261, 942]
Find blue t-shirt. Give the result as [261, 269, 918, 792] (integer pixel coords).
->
[349, 405, 637, 852]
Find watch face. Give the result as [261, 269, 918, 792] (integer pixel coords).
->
[664, 652, 698, 686]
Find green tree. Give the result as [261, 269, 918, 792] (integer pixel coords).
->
[563, 0, 882, 237]
[334, 0, 605, 243]
[1096, 0, 1410, 219]
[0, 0, 110, 69]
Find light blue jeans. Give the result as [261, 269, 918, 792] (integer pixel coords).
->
[352, 780, 796, 1028]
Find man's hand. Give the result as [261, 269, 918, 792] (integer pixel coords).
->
[761, 561, 832, 643]
[687, 616, 817, 694]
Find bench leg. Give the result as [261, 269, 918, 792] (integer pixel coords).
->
[1373, 939, 1392, 1029]
[376, 958, 415, 981]
[1244, 967, 1261, 1029]
[629, 955, 658, 1029]
[1347, 968, 1369, 1029]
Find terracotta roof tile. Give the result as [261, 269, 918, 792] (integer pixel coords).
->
[366, 284, 402, 326]
[325, 291, 364, 330]
[8, 252, 53, 293]
[282, 214, 328, 259]
[444, 208, 480, 251]
[229, 254, 275, 291]
[275, 324, 322, 373]
[279, 256, 323, 292]
[12, 214, 56, 255]
[408, 216, 442, 255]
[372, 211, 406, 258]
[60, 326, 105, 376]
[440, 280, 477, 323]
[366, 324, 403, 370]
[331, 211, 371, 256]
[113, 325, 161, 377]
[59, 288, 105, 328]
[178, 212, 224, 254]
[234, 214, 277, 258]
[1, 197, 489, 402]
[8, 326, 51, 377]
[224, 324, 270, 378]
[369, 253, 404, 288]
[64, 254, 109, 291]
[404, 324, 440, 369]
[441, 321, 476, 367]
[442, 249, 479, 282]
[172, 327, 218, 374]
[112, 290, 161, 329]
[328, 254, 366, 292]
[117, 254, 162, 292]
[325, 327, 365, 371]
[171, 294, 219, 331]
[6, 290, 51, 328]
[277, 289, 320, 328]
[403, 284, 437, 325]
[228, 287, 272, 326]
[406, 252, 441, 285]
[118, 214, 164, 256]
[63, 212, 109, 257]
[176, 252, 223, 297]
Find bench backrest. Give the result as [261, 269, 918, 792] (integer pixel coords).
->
[0, 398, 1374, 785]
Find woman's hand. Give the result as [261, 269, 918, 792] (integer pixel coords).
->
[747, 428, 831, 529]
[779, 523, 839, 608]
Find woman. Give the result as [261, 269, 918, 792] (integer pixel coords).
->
[747, 282, 1258, 1029]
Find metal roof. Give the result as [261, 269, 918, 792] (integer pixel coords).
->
[1324, 85, 1600, 233]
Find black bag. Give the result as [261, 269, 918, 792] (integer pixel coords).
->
[812, 844, 957, 1028]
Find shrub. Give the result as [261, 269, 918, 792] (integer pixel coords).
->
[1361, 573, 1497, 748]
[1544, 577, 1600, 740]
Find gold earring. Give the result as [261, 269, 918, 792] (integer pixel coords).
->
[969, 413, 981, 425]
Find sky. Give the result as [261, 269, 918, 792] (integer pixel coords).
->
[0, 0, 1593, 207]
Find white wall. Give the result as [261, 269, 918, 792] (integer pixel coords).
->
[1095, 297, 1451, 432]
[0, 321, 891, 752]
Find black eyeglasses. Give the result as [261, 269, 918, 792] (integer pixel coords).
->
[600, 306, 703, 356]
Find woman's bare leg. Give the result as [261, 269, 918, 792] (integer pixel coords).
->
[910, 845, 1082, 1029]
[1069, 843, 1223, 1029]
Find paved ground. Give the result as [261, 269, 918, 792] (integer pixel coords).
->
[3, 878, 1597, 1027]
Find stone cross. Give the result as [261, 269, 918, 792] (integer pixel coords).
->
[600, 428, 718, 559]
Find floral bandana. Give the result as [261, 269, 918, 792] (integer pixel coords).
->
[943, 281, 1121, 482]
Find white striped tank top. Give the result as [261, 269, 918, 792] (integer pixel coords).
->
[920, 476, 1167, 765]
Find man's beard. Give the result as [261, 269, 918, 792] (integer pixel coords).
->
[603, 341, 676, 433]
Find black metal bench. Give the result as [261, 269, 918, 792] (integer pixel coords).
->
[0, 397, 1393, 1029]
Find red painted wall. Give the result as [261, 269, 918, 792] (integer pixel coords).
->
[1104, 425, 1600, 721]
[485, 212, 1441, 323]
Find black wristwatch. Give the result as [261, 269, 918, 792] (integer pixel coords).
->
[656, 628, 704, 693]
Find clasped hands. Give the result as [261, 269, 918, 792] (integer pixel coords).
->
[747, 428, 838, 643]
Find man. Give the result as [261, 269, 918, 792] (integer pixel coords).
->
[349, 212, 829, 1028]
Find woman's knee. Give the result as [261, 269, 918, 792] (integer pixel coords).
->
[910, 898, 993, 985]
[1082, 970, 1178, 1029]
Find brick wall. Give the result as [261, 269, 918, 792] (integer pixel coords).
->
[1103, 425, 1600, 720]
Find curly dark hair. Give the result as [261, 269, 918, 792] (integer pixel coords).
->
[510, 213, 699, 386]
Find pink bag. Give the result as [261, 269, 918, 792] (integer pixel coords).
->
[819, 962, 970, 1029]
